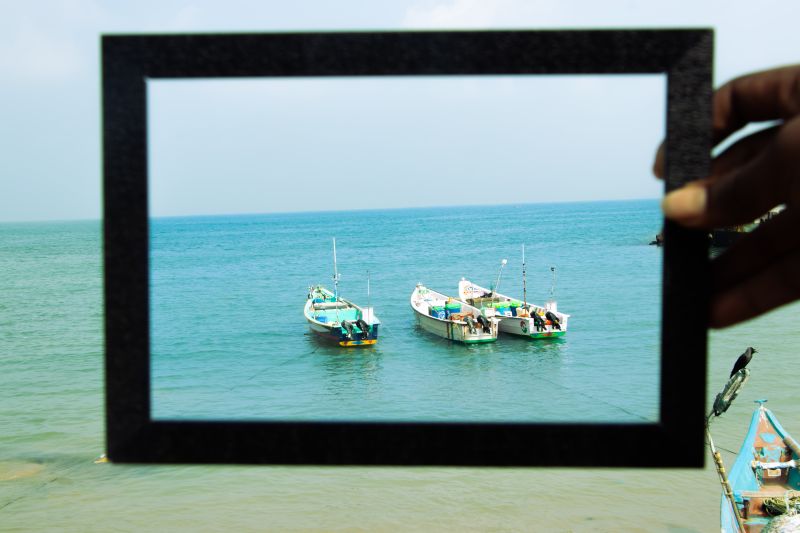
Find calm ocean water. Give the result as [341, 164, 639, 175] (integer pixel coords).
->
[151, 200, 661, 422]
[2, 200, 799, 532]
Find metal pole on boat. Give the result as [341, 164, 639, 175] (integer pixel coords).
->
[332, 237, 340, 302]
[494, 258, 507, 295]
[707, 368, 750, 533]
[366, 270, 371, 322]
[549, 266, 557, 301]
[522, 245, 527, 308]
[707, 424, 746, 532]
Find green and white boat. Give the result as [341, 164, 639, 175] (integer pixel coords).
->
[458, 278, 568, 339]
[457, 249, 569, 339]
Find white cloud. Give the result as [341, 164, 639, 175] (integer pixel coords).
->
[0, 21, 87, 83]
[0, 0, 113, 85]
[403, 0, 505, 28]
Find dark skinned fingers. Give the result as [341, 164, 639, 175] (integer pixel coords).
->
[710, 208, 800, 299]
[712, 64, 800, 145]
[710, 124, 780, 178]
[653, 141, 665, 179]
[663, 116, 800, 228]
[651, 125, 778, 181]
[710, 246, 800, 328]
[653, 64, 800, 180]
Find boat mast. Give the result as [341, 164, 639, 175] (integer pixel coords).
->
[549, 266, 557, 302]
[366, 270, 371, 322]
[332, 237, 340, 301]
[522, 244, 527, 308]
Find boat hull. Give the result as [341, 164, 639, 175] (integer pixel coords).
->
[306, 319, 379, 346]
[498, 317, 566, 339]
[413, 310, 496, 344]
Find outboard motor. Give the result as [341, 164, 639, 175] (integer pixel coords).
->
[341, 321, 355, 339]
[463, 315, 477, 334]
[476, 314, 491, 333]
[545, 311, 561, 330]
[532, 313, 545, 332]
[355, 318, 371, 339]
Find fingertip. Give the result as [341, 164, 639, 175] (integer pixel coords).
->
[653, 143, 665, 179]
[662, 184, 707, 223]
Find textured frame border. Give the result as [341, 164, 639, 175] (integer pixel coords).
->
[103, 30, 712, 466]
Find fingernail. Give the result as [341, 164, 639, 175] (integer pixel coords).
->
[662, 185, 706, 219]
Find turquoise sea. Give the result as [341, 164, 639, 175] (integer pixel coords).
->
[151, 200, 660, 423]
[3, 200, 800, 532]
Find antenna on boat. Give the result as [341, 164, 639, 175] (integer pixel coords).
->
[332, 237, 340, 301]
[549, 266, 557, 301]
[493, 258, 507, 295]
[522, 245, 527, 308]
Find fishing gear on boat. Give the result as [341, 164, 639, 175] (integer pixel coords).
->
[763, 494, 800, 516]
[355, 318, 370, 339]
[341, 320, 355, 339]
[545, 311, 561, 330]
[532, 312, 545, 331]
[464, 315, 477, 334]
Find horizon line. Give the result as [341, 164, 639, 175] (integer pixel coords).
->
[150, 196, 661, 221]
[0, 196, 661, 225]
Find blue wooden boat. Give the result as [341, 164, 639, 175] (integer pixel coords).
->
[722, 401, 800, 532]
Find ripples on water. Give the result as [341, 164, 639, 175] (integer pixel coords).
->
[2, 205, 799, 531]
[151, 201, 661, 423]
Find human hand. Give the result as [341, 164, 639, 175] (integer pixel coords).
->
[653, 65, 800, 328]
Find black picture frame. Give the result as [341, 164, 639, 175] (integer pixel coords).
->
[103, 29, 712, 466]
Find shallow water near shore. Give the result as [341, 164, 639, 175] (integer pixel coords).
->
[2, 202, 800, 532]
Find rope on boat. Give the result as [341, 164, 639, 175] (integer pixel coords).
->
[764, 494, 800, 516]
[785, 436, 800, 459]
[763, 514, 800, 532]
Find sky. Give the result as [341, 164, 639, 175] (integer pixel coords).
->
[2, 0, 800, 221]
[148, 75, 664, 216]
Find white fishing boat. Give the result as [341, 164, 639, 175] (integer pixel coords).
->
[410, 284, 499, 344]
[457, 248, 569, 339]
[304, 239, 380, 347]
